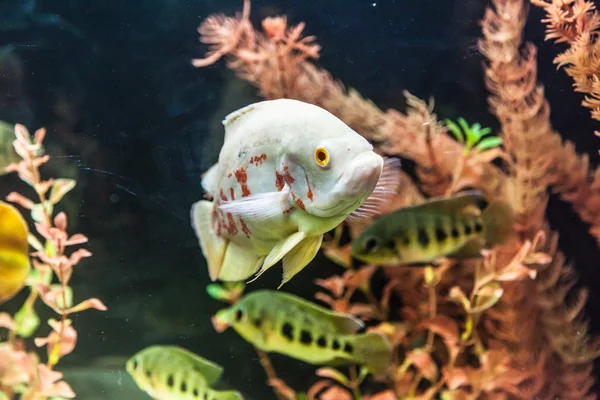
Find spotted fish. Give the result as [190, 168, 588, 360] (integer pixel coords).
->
[212, 290, 392, 377]
[191, 98, 401, 287]
[0, 200, 30, 304]
[350, 190, 514, 266]
[126, 345, 243, 400]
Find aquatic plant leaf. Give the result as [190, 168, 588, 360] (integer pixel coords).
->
[49, 179, 76, 205]
[406, 349, 438, 381]
[0, 312, 15, 331]
[13, 303, 40, 337]
[65, 298, 107, 314]
[474, 136, 503, 151]
[444, 119, 464, 142]
[315, 367, 351, 388]
[448, 286, 470, 310]
[31, 202, 53, 224]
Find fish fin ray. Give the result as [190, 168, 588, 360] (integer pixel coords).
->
[481, 200, 515, 245]
[190, 200, 226, 281]
[161, 345, 224, 385]
[401, 190, 486, 215]
[347, 157, 402, 224]
[248, 231, 306, 283]
[279, 234, 323, 288]
[219, 241, 264, 282]
[346, 333, 392, 378]
[217, 186, 290, 223]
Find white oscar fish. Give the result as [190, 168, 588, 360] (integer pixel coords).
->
[191, 98, 401, 287]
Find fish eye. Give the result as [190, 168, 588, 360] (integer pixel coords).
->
[365, 238, 379, 253]
[314, 147, 329, 167]
[234, 307, 246, 322]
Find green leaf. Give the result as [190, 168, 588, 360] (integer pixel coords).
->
[478, 127, 492, 137]
[14, 303, 40, 337]
[49, 179, 77, 205]
[457, 117, 471, 137]
[474, 136, 503, 151]
[31, 202, 53, 224]
[444, 119, 464, 142]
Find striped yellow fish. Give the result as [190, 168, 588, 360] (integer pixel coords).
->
[350, 190, 514, 266]
[213, 290, 392, 378]
[0, 200, 30, 304]
[126, 345, 243, 400]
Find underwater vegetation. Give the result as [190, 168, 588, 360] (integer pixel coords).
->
[0, 125, 106, 398]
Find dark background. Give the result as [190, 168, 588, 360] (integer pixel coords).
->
[0, 0, 599, 398]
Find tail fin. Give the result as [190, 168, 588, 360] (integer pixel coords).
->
[217, 390, 244, 400]
[190, 200, 227, 281]
[347, 333, 392, 378]
[481, 200, 515, 245]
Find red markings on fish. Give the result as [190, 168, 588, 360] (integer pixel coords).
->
[227, 173, 232, 178]
[305, 176, 313, 201]
[283, 207, 292, 214]
[226, 213, 238, 235]
[295, 198, 306, 211]
[275, 171, 284, 191]
[282, 165, 295, 184]
[240, 218, 251, 237]
[229, 188, 235, 200]
[219, 190, 228, 202]
[250, 154, 267, 166]
[234, 167, 251, 197]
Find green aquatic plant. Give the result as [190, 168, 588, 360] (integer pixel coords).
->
[444, 118, 503, 155]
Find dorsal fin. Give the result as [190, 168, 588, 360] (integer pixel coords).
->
[394, 190, 486, 216]
[201, 163, 220, 196]
[250, 290, 364, 334]
[163, 345, 224, 385]
[222, 103, 260, 134]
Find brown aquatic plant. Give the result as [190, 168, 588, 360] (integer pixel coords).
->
[194, 0, 600, 398]
[0, 124, 107, 399]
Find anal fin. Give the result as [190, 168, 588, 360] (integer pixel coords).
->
[218, 241, 265, 282]
[279, 234, 323, 288]
[190, 200, 226, 281]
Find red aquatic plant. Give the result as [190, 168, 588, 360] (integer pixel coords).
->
[0, 124, 106, 399]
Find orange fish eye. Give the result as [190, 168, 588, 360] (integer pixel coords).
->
[314, 147, 329, 167]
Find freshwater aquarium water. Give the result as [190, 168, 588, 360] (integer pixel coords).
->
[1, 0, 600, 399]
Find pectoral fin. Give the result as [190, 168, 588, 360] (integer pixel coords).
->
[247, 231, 307, 283]
[279, 234, 323, 288]
[217, 186, 290, 222]
[190, 200, 226, 281]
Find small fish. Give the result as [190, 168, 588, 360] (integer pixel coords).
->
[0, 200, 30, 304]
[126, 345, 243, 400]
[191, 98, 401, 287]
[212, 290, 392, 377]
[350, 190, 514, 266]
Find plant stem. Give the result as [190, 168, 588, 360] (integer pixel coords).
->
[255, 348, 286, 400]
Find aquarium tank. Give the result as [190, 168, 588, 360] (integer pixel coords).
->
[2, 0, 600, 399]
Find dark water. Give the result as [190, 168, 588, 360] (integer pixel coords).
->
[1, 0, 599, 398]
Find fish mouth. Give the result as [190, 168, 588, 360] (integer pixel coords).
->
[313, 152, 383, 216]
